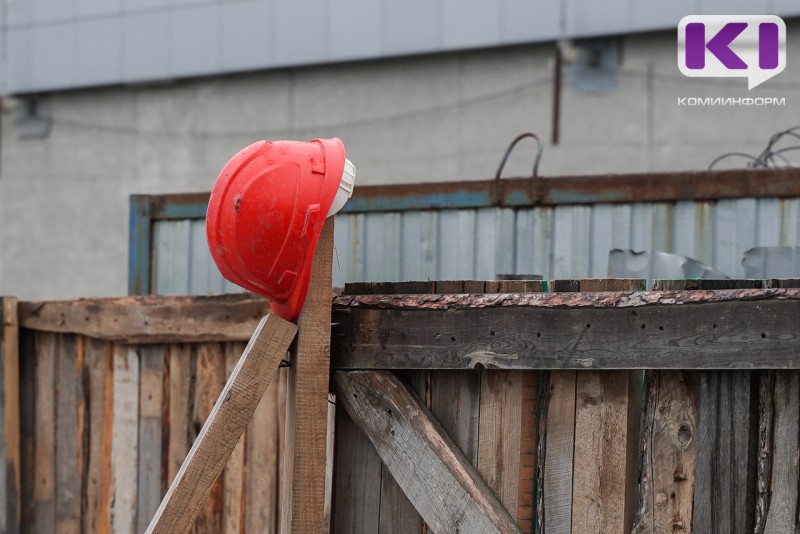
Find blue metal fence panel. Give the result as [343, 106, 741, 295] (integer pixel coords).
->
[147, 197, 800, 294]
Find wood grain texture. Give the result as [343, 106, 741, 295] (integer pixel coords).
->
[192, 343, 226, 534]
[111, 345, 140, 534]
[762, 371, 800, 533]
[478, 371, 522, 521]
[332, 406, 382, 534]
[32, 332, 56, 534]
[571, 370, 639, 534]
[543, 371, 576, 534]
[138, 346, 165, 534]
[280, 220, 335, 534]
[146, 314, 296, 534]
[55, 335, 82, 534]
[245, 359, 283, 534]
[18, 294, 269, 344]
[334, 370, 522, 534]
[332, 297, 800, 369]
[1, 297, 20, 534]
[753, 371, 774, 534]
[167, 345, 192, 484]
[632, 371, 698, 534]
[222, 343, 246, 534]
[432, 370, 481, 466]
[83, 338, 113, 534]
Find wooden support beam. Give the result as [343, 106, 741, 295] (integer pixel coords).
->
[280, 220, 336, 534]
[332, 289, 800, 369]
[1, 297, 20, 534]
[334, 370, 522, 534]
[145, 314, 297, 534]
[17, 293, 268, 344]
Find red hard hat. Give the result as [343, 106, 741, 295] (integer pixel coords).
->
[206, 138, 349, 321]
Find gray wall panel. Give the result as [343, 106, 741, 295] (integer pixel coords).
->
[221, 0, 274, 70]
[274, 0, 328, 66]
[76, 0, 123, 18]
[565, 0, 629, 38]
[329, 0, 382, 60]
[442, 0, 501, 49]
[171, 4, 222, 77]
[32, 0, 74, 25]
[123, 11, 171, 82]
[76, 18, 123, 86]
[503, 0, 560, 42]
[382, 0, 442, 55]
[31, 24, 74, 90]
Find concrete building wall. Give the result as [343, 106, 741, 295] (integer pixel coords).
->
[1, 28, 799, 299]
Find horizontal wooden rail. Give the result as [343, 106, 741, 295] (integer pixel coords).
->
[18, 294, 269, 344]
[331, 289, 800, 370]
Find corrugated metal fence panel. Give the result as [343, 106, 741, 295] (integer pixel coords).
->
[150, 197, 800, 294]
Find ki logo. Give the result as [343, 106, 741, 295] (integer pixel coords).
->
[678, 15, 786, 89]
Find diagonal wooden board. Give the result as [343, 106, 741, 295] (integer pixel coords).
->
[145, 314, 297, 534]
[334, 370, 522, 534]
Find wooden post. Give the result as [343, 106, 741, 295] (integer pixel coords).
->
[280, 220, 336, 534]
[145, 314, 297, 534]
[1, 297, 20, 534]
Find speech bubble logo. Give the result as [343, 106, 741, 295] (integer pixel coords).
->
[678, 15, 786, 90]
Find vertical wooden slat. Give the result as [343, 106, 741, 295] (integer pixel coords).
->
[32, 332, 56, 534]
[192, 343, 226, 534]
[332, 406, 382, 533]
[19, 330, 35, 533]
[111, 345, 140, 534]
[762, 371, 800, 533]
[543, 279, 579, 534]
[632, 371, 698, 534]
[138, 346, 165, 533]
[1, 297, 20, 534]
[83, 337, 113, 534]
[571, 279, 643, 534]
[55, 335, 83, 534]
[245, 358, 281, 534]
[223, 342, 246, 534]
[433, 370, 481, 466]
[753, 371, 774, 534]
[167, 344, 192, 484]
[281, 220, 335, 534]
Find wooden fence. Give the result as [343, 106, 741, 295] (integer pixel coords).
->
[2, 280, 800, 533]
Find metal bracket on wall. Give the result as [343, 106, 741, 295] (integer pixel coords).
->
[14, 96, 51, 139]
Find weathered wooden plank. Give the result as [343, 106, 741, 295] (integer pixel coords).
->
[167, 344, 192, 484]
[111, 345, 140, 534]
[332, 406, 383, 534]
[762, 371, 800, 533]
[280, 220, 335, 534]
[543, 370, 576, 534]
[83, 337, 113, 534]
[222, 343, 246, 534]
[572, 370, 640, 534]
[55, 335, 82, 534]
[377, 371, 426, 534]
[323, 393, 336, 534]
[146, 315, 296, 534]
[571, 278, 643, 534]
[334, 371, 521, 534]
[432, 370, 481, 465]
[19, 330, 35, 533]
[138, 346, 165, 534]
[1, 297, 20, 534]
[31, 332, 56, 534]
[18, 294, 269, 344]
[478, 371, 522, 521]
[753, 371, 774, 534]
[332, 293, 800, 369]
[245, 356, 282, 534]
[632, 371, 698, 534]
[192, 343, 227, 534]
